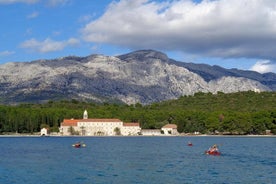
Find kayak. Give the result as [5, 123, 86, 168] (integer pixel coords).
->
[188, 143, 193, 146]
[74, 144, 81, 148]
[205, 150, 221, 156]
[72, 143, 86, 148]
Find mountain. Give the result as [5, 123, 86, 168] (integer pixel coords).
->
[0, 50, 274, 105]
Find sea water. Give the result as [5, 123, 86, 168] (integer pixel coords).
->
[0, 136, 275, 184]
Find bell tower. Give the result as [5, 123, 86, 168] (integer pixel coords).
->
[83, 110, 88, 119]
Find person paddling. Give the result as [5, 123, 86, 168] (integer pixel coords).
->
[205, 144, 220, 155]
[208, 144, 218, 153]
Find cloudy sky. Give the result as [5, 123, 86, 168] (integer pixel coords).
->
[1, 0, 276, 73]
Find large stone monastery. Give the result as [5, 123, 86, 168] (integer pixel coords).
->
[60, 110, 141, 136]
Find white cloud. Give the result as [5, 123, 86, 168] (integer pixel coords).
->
[20, 38, 79, 53]
[250, 60, 276, 73]
[67, 38, 79, 45]
[0, 0, 38, 4]
[0, 50, 15, 57]
[81, 0, 276, 60]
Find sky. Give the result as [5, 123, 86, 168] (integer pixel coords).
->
[1, 0, 276, 74]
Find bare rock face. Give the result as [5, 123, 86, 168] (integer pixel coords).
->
[0, 50, 272, 104]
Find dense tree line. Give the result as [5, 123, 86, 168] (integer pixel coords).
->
[0, 91, 275, 135]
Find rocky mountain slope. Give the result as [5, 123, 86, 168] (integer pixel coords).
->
[0, 50, 274, 104]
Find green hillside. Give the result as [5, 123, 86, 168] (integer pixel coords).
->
[0, 91, 275, 135]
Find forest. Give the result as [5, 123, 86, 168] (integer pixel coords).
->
[0, 91, 275, 135]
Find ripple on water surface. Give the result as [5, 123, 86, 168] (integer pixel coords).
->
[0, 136, 275, 184]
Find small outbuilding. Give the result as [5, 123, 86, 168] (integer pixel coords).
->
[161, 124, 178, 135]
[40, 128, 50, 136]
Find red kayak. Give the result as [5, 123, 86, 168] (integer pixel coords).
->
[205, 150, 221, 156]
[188, 143, 193, 146]
[74, 143, 81, 148]
[72, 143, 86, 148]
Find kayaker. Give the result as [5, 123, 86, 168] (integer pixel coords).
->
[208, 144, 218, 152]
[75, 142, 81, 147]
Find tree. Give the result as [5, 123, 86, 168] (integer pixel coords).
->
[68, 126, 75, 135]
[114, 127, 121, 135]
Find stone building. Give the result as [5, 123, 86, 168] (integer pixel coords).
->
[161, 124, 178, 135]
[59, 110, 141, 136]
[40, 128, 50, 136]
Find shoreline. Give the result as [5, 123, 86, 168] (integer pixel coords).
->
[0, 133, 275, 138]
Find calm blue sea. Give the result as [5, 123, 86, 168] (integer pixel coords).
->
[0, 136, 275, 184]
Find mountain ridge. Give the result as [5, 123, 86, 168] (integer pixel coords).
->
[0, 50, 274, 105]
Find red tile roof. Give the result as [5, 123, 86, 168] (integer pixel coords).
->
[123, 122, 140, 127]
[61, 119, 78, 126]
[79, 119, 122, 122]
[61, 118, 123, 126]
[162, 124, 177, 129]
